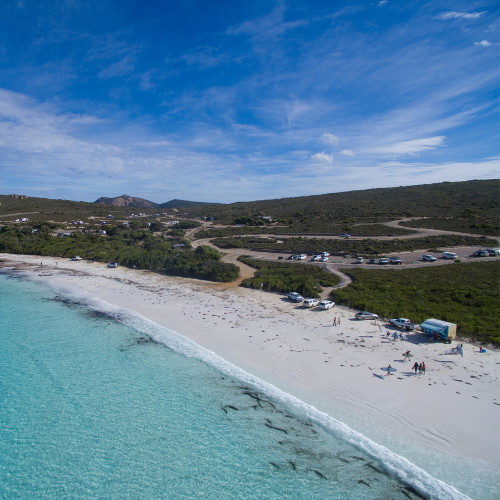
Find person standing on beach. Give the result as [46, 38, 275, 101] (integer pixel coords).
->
[418, 362, 422, 375]
[387, 364, 392, 376]
[333, 318, 336, 326]
[413, 361, 419, 374]
[338, 317, 341, 326]
[422, 362, 426, 374]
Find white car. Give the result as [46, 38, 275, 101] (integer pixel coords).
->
[311, 255, 321, 261]
[297, 254, 307, 260]
[318, 300, 335, 309]
[340, 233, 350, 238]
[321, 252, 330, 257]
[320, 256, 328, 262]
[288, 292, 304, 302]
[355, 311, 378, 320]
[70, 256, 82, 261]
[379, 257, 389, 265]
[107, 262, 118, 268]
[423, 254, 437, 262]
[303, 298, 319, 308]
[356, 257, 364, 264]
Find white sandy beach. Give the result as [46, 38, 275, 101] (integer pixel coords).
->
[1, 254, 499, 496]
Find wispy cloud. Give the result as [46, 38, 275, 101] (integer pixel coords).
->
[437, 12, 485, 20]
[311, 152, 333, 163]
[340, 149, 354, 156]
[321, 132, 339, 146]
[368, 136, 446, 155]
[474, 40, 491, 47]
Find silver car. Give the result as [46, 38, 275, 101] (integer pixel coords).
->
[355, 311, 379, 320]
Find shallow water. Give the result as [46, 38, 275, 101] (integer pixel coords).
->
[0, 271, 473, 499]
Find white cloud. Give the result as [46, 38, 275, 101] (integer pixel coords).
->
[475, 40, 491, 47]
[321, 132, 339, 146]
[370, 136, 446, 155]
[378, 1, 388, 6]
[437, 12, 484, 20]
[311, 152, 333, 163]
[340, 149, 354, 156]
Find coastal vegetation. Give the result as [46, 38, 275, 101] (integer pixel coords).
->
[400, 217, 500, 236]
[211, 235, 498, 255]
[332, 261, 500, 345]
[238, 256, 340, 298]
[181, 180, 499, 227]
[0, 225, 239, 282]
[194, 223, 415, 238]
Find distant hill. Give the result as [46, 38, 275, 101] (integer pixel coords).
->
[94, 195, 157, 208]
[158, 199, 215, 209]
[94, 195, 217, 209]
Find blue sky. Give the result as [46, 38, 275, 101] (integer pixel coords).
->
[0, 0, 498, 203]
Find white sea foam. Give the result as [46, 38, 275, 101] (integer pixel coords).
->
[38, 277, 472, 500]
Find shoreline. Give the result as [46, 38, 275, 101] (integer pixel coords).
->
[1, 254, 499, 498]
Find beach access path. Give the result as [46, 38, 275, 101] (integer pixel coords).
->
[1, 253, 499, 482]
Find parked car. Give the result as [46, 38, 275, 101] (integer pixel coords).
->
[442, 252, 458, 259]
[355, 311, 378, 320]
[321, 252, 330, 257]
[423, 254, 437, 262]
[278, 256, 284, 259]
[297, 254, 307, 260]
[70, 256, 82, 261]
[311, 255, 321, 261]
[487, 248, 500, 256]
[356, 257, 364, 264]
[107, 262, 118, 268]
[389, 318, 418, 330]
[288, 292, 304, 302]
[288, 255, 297, 260]
[320, 256, 328, 262]
[379, 257, 389, 265]
[303, 298, 319, 308]
[390, 256, 402, 264]
[340, 233, 350, 238]
[472, 249, 490, 257]
[318, 300, 335, 309]
[369, 258, 376, 264]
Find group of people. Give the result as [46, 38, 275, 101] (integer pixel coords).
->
[413, 361, 425, 375]
[386, 331, 406, 341]
[332, 317, 341, 326]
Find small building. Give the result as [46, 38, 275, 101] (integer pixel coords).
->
[420, 319, 457, 341]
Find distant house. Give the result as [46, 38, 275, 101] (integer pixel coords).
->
[261, 216, 272, 221]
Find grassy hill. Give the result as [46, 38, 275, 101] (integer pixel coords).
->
[181, 180, 500, 230]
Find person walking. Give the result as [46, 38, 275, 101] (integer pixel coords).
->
[413, 361, 419, 374]
[418, 362, 423, 375]
[338, 317, 341, 326]
[422, 362, 426, 374]
[333, 318, 336, 327]
[387, 364, 392, 376]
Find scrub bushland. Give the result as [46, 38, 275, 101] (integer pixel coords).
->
[0, 225, 239, 283]
[212, 235, 498, 255]
[239, 256, 340, 298]
[332, 261, 500, 345]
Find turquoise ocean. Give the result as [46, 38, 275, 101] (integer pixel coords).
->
[0, 270, 483, 499]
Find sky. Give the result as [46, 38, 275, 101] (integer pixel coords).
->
[0, 0, 498, 203]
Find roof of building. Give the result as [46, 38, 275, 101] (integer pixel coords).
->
[420, 318, 456, 331]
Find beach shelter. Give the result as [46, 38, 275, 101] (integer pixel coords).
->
[420, 319, 457, 341]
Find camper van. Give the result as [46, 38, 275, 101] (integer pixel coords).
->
[442, 252, 458, 260]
